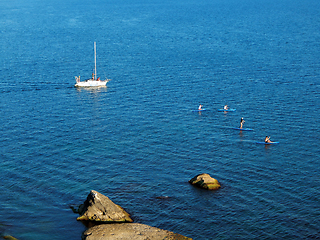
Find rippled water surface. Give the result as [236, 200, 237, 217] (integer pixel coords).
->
[0, 0, 319, 239]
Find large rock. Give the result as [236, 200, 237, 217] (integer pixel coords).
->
[189, 173, 220, 190]
[82, 223, 192, 240]
[3, 236, 19, 240]
[77, 190, 133, 223]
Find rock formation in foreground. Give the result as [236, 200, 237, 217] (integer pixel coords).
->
[3, 235, 19, 240]
[76, 190, 192, 239]
[189, 173, 221, 190]
[81, 223, 192, 240]
[77, 190, 133, 223]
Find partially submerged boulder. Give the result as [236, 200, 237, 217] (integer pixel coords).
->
[77, 190, 133, 223]
[82, 223, 192, 240]
[3, 236, 19, 240]
[189, 173, 220, 190]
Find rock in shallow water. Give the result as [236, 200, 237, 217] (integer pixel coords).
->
[77, 190, 133, 223]
[81, 223, 192, 240]
[189, 173, 220, 190]
[3, 236, 19, 240]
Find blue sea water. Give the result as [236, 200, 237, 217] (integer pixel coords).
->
[0, 0, 320, 239]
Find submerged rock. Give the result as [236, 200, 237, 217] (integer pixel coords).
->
[82, 223, 192, 240]
[77, 190, 133, 223]
[155, 196, 170, 199]
[3, 236, 19, 240]
[189, 173, 220, 190]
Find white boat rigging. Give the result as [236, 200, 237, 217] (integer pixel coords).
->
[75, 42, 110, 87]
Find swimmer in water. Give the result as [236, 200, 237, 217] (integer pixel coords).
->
[240, 117, 245, 129]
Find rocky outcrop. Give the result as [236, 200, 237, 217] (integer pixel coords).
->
[76, 190, 192, 239]
[77, 190, 133, 223]
[81, 223, 192, 240]
[189, 173, 220, 190]
[3, 236, 19, 240]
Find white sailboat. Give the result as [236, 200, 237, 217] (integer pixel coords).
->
[75, 42, 110, 87]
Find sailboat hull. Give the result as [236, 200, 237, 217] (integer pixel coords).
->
[75, 79, 108, 87]
[75, 42, 110, 87]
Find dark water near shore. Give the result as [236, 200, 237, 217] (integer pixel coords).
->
[1, 0, 320, 239]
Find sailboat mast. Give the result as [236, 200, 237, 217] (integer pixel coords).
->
[94, 42, 97, 80]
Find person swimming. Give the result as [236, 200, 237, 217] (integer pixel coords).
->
[265, 136, 272, 143]
[240, 117, 245, 129]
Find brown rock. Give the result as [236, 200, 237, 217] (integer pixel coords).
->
[3, 236, 19, 240]
[81, 223, 192, 240]
[189, 173, 220, 190]
[77, 190, 133, 223]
